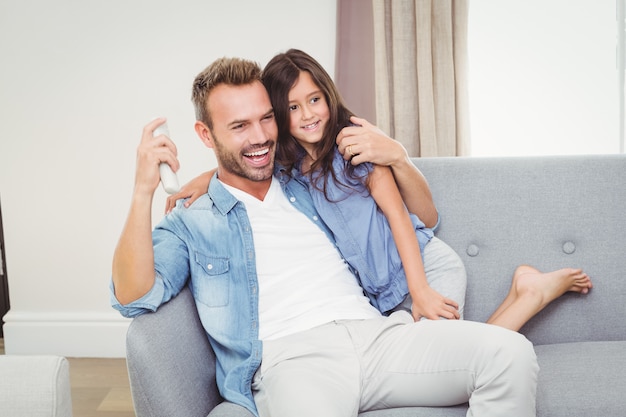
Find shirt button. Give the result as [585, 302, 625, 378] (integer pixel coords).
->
[289, 197, 296, 202]
[207, 264, 213, 270]
[312, 216, 319, 221]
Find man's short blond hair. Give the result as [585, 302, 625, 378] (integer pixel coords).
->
[191, 57, 263, 130]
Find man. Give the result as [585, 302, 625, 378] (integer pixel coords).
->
[112, 56, 539, 417]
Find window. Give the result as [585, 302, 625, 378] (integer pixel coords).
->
[468, 0, 623, 156]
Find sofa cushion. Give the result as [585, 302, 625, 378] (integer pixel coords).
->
[414, 156, 626, 346]
[535, 341, 626, 417]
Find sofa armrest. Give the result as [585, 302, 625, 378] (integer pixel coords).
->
[0, 355, 72, 417]
[126, 286, 222, 417]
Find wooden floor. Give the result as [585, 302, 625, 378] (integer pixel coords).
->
[0, 338, 136, 417]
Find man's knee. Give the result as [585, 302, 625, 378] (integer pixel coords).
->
[492, 330, 539, 378]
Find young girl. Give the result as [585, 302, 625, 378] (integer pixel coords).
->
[262, 49, 458, 320]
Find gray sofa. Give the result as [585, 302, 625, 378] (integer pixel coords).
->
[126, 155, 626, 416]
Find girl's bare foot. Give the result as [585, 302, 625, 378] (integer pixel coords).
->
[513, 265, 593, 310]
[487, 265, 593, 330]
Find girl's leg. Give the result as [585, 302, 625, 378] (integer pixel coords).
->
[487, 265, 592, 331]
[420, 237, 467, 317]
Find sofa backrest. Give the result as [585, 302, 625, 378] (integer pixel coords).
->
[414, 155, 626, 345]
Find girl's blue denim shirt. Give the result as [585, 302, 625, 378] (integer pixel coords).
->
[289, 150, 434, 313]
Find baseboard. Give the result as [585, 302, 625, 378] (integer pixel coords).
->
[1, 309, 131, 357]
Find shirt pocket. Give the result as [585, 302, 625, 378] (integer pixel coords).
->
[191, 252, 230, 307]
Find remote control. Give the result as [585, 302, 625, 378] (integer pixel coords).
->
[153, 122, 180, 194]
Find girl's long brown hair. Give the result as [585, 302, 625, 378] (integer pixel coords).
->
[262, 49, 367, 199]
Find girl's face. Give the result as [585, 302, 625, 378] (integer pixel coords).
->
[287, 71, 330, 159]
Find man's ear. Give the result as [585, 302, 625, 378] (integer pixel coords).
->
[195, 121, 214, 149]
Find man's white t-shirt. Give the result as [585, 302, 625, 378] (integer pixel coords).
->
[221, 177, 380, 341]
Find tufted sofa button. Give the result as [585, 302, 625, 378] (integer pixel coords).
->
[466, 244, 480, 257]
[562, 241, 576, 254]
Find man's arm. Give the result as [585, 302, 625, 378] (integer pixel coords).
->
[336, 116, 438, 228]
[386, 151, 438, 229]
[112, 118, 179, 305]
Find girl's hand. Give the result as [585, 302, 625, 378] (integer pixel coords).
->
[410, 286, 460, 321]
[164, 170, 214, 214]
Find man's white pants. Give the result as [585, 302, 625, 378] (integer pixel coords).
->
[252, 312, 538, 417]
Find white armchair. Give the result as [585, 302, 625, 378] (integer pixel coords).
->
[0, 355, 73, 417]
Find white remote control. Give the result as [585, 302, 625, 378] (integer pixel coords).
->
[153, 122, 180, 194]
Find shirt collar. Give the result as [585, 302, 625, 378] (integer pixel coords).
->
[206, 172, 241, 216]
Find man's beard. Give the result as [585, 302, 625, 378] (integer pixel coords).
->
[212, 134, 275, 182]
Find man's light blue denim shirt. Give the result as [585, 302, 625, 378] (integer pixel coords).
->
[111, 160, 436, 415]
[111, 171, 333, 416]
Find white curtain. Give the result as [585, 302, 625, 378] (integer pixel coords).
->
[371, 0, 470, 156]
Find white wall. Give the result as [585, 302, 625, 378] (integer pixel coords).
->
[468, 0, 621, 156]
[0, 0, 337, 357]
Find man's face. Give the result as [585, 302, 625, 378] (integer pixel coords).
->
[205, 81, 278, 190]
